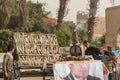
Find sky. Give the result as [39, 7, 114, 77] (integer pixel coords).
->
[31, 0, 120, 23]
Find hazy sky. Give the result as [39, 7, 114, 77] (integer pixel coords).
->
[32, 0, 120, 23]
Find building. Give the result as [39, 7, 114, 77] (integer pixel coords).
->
[76, 11, 106, 41]
[43, 18, 57, 26]
[106, 6, 120, 49]
[93, 17, 106, 40]
[76, 11, 88, 24]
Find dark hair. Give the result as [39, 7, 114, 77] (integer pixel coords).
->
[83, 40, 88, 44]
[107, 46, 112, 48]
[7, 44, 14, 51]
[13, 48, 19, 60]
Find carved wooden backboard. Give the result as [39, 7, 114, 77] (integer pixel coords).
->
[13, 32, 61, 67]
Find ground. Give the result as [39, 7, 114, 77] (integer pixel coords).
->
[0, 76, 54, 80]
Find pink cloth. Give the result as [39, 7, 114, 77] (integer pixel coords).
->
[100, 49, 106, 54]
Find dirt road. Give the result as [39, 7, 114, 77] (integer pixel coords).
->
[0, 76, 54, 80]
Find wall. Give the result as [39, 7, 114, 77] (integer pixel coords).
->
[106, 6, 120, 49]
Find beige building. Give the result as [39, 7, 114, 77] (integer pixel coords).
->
[76, 11, 106, 40]
[106, 6, 120, 49]
[76, 11, 88, 24]
[93, 17, 106, 40]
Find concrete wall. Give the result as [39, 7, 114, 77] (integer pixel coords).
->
[106, 6, 120, 49]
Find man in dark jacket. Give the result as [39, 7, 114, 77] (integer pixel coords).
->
[12, 49, 20, 79]
[83, 40, 101, 60]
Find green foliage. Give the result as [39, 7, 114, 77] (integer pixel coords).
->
[6, 0, 20, 30]
[62, 21, 76, 32]
[32, 21, 50, 33]
[77, 28, 88, 43]
[6, 1, 51, 32]
[27, 1, 51, 32]
[98, 34, 105, 45]
[31, 31, 41, 34]
[0, 0, 15, 28]
[29, 1, 48, 20]
[0, 29, 13, 52]
[7, 14, 19, 30]
[48, 26, 56, 34]
[55, 30, 72, 47]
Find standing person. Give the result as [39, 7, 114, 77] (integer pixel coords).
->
[99, 47, 114, 67]
[106, 46, 115, 56]
[105, 46, 118, 80]
[13, 49, 20, 79]
[83, 40, 101, 60]
[3, 44, 15, 80]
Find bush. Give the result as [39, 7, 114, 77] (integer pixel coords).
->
[55, 30, 72, 47]
[0, 29, 13, 52]
[98, 34, 105, 45]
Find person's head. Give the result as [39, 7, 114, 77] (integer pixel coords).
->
[83, 40, 90, 48]
[7, 44, 14, 53]
[107, 46, 112, 51]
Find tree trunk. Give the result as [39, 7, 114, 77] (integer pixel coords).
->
[87, 17, 95, 43]
[56, 0, 69, 30]
[0, 0, 15, 29]
[18, 0, 29, 32]
[87, 0, 99, 43]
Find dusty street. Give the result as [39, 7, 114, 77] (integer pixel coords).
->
[0, 68, 54, 80]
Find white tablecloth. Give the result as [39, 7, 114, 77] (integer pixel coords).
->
[53, 61, 109, 80]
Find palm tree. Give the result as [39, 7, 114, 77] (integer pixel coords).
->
[18, 0, 29, 32]
[87, 0, 99, 43]
[0, 0, 15, 28]
[56, 0, 69, 30]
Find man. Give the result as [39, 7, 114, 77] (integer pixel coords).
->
[105, 46, 115, 56]
[105, 46, 117, 80]
[83, 40, 100, 60]
[3, 44, 14, 80]
[13, 49, 20, 79]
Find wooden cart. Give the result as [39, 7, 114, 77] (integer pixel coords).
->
[13, 32, 62, 80]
